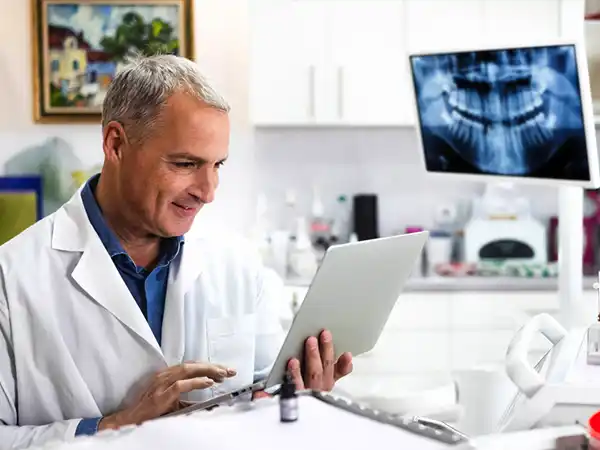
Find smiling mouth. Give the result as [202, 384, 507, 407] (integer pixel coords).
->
[173, 202, 197, 212]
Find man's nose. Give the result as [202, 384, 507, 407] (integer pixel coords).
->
[192, 169, 218, 204]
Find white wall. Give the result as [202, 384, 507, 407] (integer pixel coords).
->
[0, 0, 256, 233]
[0, 0, 586, 235]
[254, 128, 562, 235]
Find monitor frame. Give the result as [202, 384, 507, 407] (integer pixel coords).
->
[407, 38, 600, 189]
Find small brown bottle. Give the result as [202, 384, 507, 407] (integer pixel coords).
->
[279, 372, 298, 423]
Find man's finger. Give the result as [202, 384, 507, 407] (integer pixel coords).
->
[153, 364, 193, 385]
[334, 352, 353, 380]
[211, 363, 237, 377]
[183, 361, 236, 375]
[172, 363, 235, 383]
[303, 336, 323, 389]
[164, 376, 215, 401]
[319, 330, 335, 390]
[287, 358, 304, 390]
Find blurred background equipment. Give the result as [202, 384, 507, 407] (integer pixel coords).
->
[4, 137, 88, 216]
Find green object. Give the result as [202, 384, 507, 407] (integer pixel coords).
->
[0, 192, 38, 245]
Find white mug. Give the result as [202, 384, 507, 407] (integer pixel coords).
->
[452, 366, 518, 436]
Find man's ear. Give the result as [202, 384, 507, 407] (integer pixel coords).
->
[102, 122, 128, 161]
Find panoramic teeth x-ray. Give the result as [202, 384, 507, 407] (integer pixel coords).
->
[410, 45, 591, 181]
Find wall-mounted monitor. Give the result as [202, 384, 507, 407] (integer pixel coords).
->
[409, 41, 600, 188]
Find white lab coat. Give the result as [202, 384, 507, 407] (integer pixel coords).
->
[0, 190, 285, 449]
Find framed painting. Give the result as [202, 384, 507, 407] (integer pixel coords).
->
[31, 0, 194, 124]
[585, 0, 600, 119]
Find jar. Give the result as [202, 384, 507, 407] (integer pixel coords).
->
[588, 410, 600, 449]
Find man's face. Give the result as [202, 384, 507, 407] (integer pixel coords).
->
[106, 92, 230, 238]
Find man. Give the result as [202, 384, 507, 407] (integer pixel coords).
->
[0, 55, 352, 449]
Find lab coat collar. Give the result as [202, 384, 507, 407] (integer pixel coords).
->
[52, 190, 206, 364]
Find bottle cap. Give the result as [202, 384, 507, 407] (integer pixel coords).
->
[281, 372, 296, 398]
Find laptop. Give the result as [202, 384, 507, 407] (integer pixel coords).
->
[165, 231, 429, 417]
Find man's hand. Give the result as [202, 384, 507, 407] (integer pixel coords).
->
[98, 362, 236, 430]
[288, 329, 353, 391]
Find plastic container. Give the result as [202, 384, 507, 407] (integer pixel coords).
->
[330, 194, 350, 245]
[288, 217, 318, 280]
[309, 186, 330, 247]
[589, 410, 600, 449]
[427, 231, 453, 276]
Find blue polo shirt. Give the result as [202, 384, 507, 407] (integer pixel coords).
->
[75, 174, 184, 436]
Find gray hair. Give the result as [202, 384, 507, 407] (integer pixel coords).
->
[102, 54, 230, 143]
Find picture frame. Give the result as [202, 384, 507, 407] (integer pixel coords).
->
[31, 0, 195, 124]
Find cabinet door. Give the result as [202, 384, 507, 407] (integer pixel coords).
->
[405, 0, 486, 53]
[561, 0, 585, 38]
[249, 0, 328, 126]
[329, 1, 411, 126]
[483, 0, 561, 44]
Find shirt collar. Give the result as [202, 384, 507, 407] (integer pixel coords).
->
[81, 174, 184, 266]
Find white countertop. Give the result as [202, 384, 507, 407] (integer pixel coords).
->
[284, 275, 600, 292]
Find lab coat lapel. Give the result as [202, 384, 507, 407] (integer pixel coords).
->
[72, 235, 164, 357]
[161, 239, 205, 366]
[53, 191, 164, 359]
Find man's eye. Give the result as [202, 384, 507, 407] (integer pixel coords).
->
[173, 162, 196, 169]
[215, 161, 225, 169]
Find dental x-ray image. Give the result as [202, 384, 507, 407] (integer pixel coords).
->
[410, 45, 591, 181]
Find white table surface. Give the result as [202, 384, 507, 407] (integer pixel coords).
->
[32, 396, 451, 450]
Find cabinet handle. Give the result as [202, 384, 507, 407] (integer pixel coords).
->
[308, 65, 315, 119]
[337, 66, 344, 119]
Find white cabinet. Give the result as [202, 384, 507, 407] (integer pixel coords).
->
[560, 0, 586, 38]
[250, 0, 412, 127]
[328, 1, 411, 126]
[403, 0, 561, 52]
[249, 0, 328, 125]
[250, 0, 572, 127]
[482, 0, 561, 44]
[405, 0, 485, 53]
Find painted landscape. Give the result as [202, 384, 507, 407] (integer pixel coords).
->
[44, 3, 183, 111]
